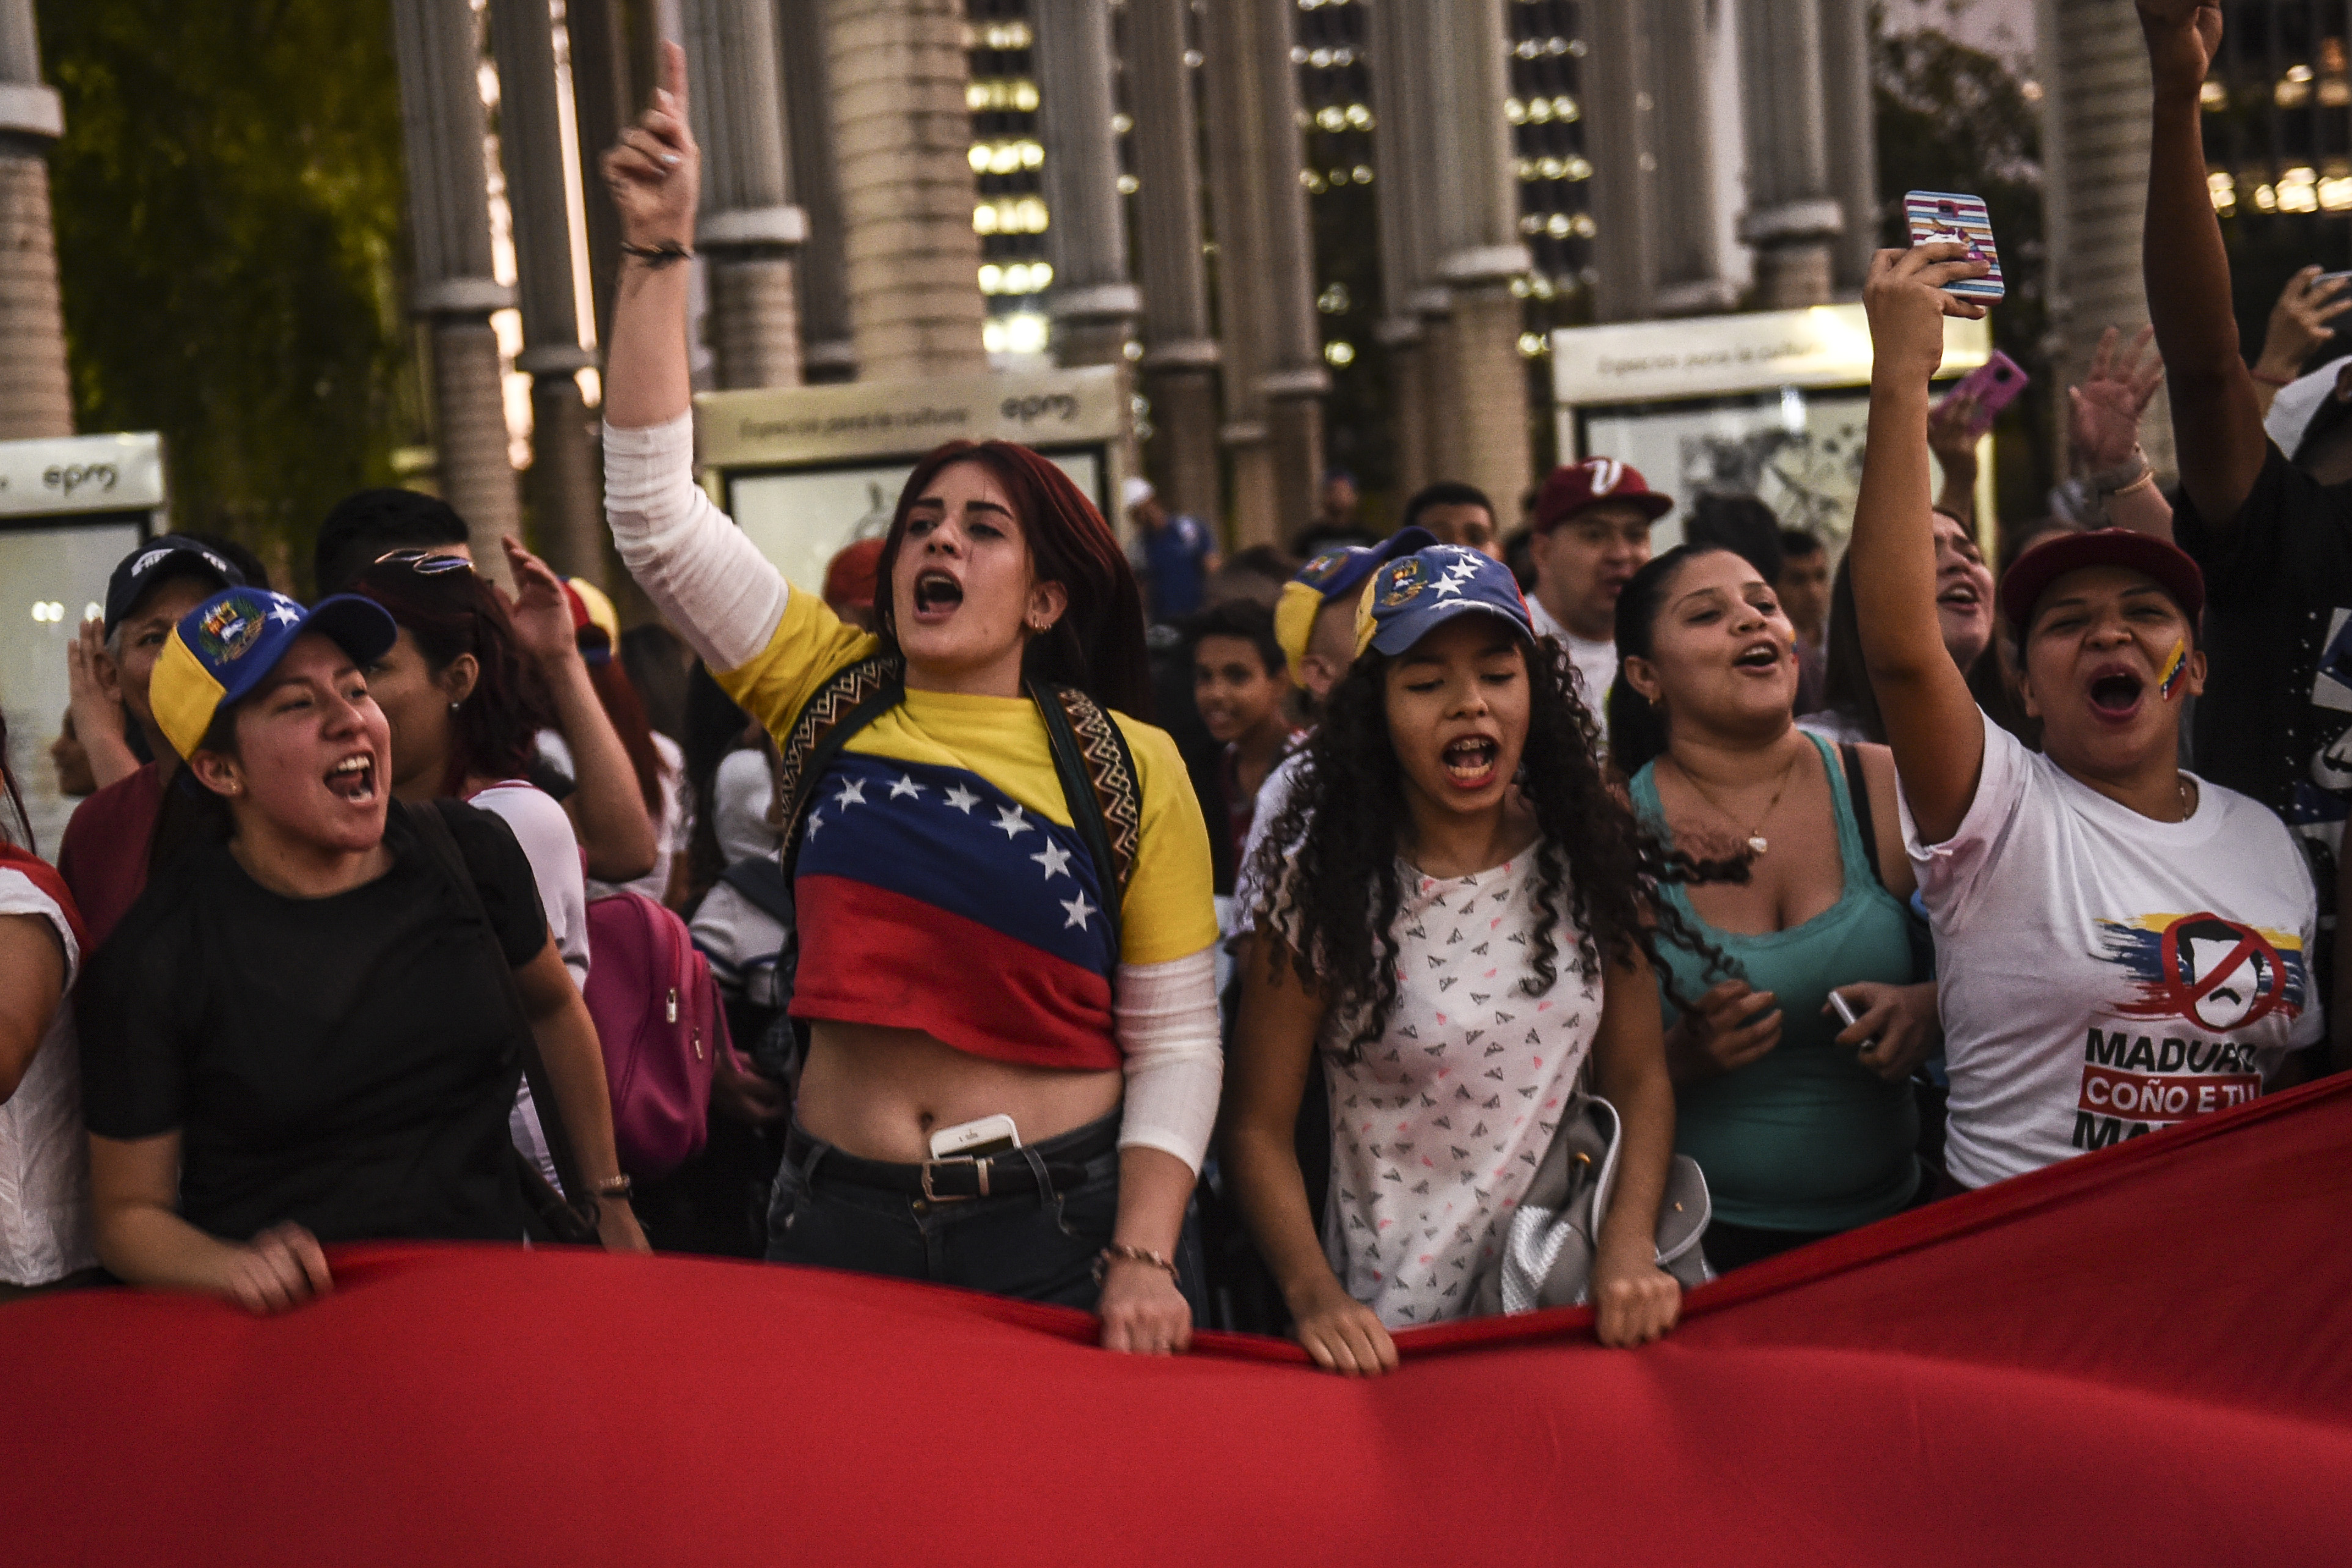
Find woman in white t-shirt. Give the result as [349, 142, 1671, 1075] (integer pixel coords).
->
[1850, 244, 2321, 1192]
[1223, 544, 1691, 1374]
[0, 727, 98, 1295]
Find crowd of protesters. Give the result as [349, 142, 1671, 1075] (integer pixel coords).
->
[3, 5, 2343, 1374]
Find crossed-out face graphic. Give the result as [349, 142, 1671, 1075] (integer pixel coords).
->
[2156, 916, 2286, 1031]
[2098, 911, 2304, 1033]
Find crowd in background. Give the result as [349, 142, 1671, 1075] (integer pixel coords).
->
[2, 2, 2341, 1372]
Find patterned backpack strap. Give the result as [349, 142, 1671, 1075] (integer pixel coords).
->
[776, 653, 904, 872]
[1033, 683, 1143, 959]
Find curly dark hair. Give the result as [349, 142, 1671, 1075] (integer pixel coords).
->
[1247, 631, 1741, 1059]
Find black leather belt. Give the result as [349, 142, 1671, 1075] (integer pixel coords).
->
[785, 1117, 1119, 1202]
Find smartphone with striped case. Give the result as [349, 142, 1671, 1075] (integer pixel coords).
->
[1905, 189, 2004, 302]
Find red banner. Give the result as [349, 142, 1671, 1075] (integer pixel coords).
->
[5, 1075, 2349, 1566]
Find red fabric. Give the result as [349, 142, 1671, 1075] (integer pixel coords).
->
[0, 844, 89, 957]
[790, 873, 1119, 1069]
[6, 1075, 2348, 1566]
[52, 760, 163, 950]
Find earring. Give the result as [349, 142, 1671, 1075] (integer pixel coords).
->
[449, 701, 461, 714]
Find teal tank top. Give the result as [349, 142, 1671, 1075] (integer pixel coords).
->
[1633, 733, 1920, 1233]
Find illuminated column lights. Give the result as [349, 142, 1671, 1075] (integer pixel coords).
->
[1294, 0, 1376, 379]
[968, 9, 1053, 359]
[2201, 47, 2352, 216]
[1504, 2, 1597, 362]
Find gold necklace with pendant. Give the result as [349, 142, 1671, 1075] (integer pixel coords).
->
[1672, 744, 1803, 859]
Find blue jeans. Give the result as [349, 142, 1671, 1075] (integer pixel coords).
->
[766, 1114, 1122, 1310]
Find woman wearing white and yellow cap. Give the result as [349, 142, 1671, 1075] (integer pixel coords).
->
[78, 587, 646, 1315]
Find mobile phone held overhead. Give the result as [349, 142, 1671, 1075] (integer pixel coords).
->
[1937, 350, 2029, 435]
[1905, 189, 2004, 302]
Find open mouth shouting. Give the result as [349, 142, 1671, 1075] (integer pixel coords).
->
[2086, 662, 2145, 722]
[1440, 734, 1501, 790]
[326, 750, 379, 804]
[910, 569, 965, 623]
[1732, 637, 1784, 675]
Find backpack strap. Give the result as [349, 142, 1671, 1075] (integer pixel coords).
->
[718, 854, 796, 926]
[775, 653, 905, 876]
[1840, 741, 1883, 887]
[403, 799, 598, 1237]
[1032, 681, 1143, 962]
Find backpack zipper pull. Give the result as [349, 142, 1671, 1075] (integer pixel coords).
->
[665, 987, 678, 1024]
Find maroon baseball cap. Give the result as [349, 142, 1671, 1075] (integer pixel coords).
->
[1532, 457, 1674, 534]
[1997, 527, 2205, 634]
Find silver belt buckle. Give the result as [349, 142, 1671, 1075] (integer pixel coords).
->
[920, 1156, 984, 1202]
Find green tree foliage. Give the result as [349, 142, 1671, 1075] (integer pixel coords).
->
[41, 0, 411, 583]
[1872, 7, 2053, 523]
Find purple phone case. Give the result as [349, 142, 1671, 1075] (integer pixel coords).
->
[1938, 351, 2029, 434]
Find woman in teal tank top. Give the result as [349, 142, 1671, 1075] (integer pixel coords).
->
[1605, 546, 1942, 1270]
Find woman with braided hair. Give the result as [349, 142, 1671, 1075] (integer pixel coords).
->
[1223, 544, 1715, 1374]
[598, 47, 1219, 1351]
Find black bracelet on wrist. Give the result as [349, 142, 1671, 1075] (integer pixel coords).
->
[621, 241, 694, 269]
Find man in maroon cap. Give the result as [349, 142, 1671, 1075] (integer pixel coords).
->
[1525, 456, 1674, 717]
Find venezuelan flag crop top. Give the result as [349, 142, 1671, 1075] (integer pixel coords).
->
[716, 587, 1218, 1072]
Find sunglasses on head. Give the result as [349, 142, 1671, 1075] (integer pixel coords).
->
[373, 549, 472, 574]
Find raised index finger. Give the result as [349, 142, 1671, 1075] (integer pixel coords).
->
[659, 38, 688, 119]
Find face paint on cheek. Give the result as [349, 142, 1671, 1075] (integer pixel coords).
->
[2158, 638, 2189, 701]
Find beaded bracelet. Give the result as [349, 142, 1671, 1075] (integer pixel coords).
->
[1093, 1244, 1177, 1284]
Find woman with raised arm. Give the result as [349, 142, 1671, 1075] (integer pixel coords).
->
[1223, 544, 1686, 1373]
[596, 48, 1220, 1353]
[79, 588, 645, 1316]
[1850, 244, 2321, 1193]
[1606, 545, 1937, 1270]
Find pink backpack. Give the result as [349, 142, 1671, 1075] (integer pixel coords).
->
[582, 890, 724, 1178]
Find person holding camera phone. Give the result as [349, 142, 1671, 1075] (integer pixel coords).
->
[597, 48, 1222, 1354]
[1607, 546, 1941, 1270]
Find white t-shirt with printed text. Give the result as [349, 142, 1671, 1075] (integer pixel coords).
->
[1294, 851, 1604, 1328]
[1905, 711, 2323, 1189]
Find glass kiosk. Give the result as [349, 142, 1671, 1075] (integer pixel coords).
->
[694, 365, 1133, 595]
[0, 433, 167, 853]
[1549, 304, 1995, 556]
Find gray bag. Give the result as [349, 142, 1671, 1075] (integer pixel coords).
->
[1472, 1093, 1713, 1316]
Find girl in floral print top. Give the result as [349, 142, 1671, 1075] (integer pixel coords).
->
[1225, 544, 1720, 1372]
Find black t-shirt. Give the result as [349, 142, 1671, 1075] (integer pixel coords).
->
[79, 801, 550, 1245]
[2173, 442, 2352, 903]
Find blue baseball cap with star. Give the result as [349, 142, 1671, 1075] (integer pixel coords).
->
[1354, 544, 1536, 659]
[150, 587, 398, 759]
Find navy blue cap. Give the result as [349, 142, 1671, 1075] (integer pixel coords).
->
[104, 537, 245, 635]
[1355, 544, 1536, 658]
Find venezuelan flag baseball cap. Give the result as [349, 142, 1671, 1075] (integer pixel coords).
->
[1355, 544, 1536, 660]
[1273, 526, 1438, 670]
[150, 587, 399, 760]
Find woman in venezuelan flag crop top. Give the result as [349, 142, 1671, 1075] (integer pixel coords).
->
[598, 49, 1219, 1354]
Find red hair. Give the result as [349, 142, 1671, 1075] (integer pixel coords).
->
[871, 442, 1153, 719]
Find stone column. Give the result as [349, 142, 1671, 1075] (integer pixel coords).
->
[1034, 0, 1141, 370]
[1735, 0, 1845, 310]
[1126, 0, 1220, 524]
[0, 1, 71, 439]
[826, 0, 987, 381]
[1819, 0, 1880, 296]
[1582, 3, 1658, 325]
[1367, 0, 1430, 498]
[565, 0, 635, 351]
[392, 0, 521, 564]
[2037, 0, 2174, 474]
[1424, 0, 1530, 516]
[780, 0, 857, 381]
[1649, 0, 1735, 315]
[489, 0, 606, 584]
[1244, 0, 1328, 543]
[684, 0, 807, 390]
[1200, 0, 1278, 546]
